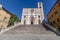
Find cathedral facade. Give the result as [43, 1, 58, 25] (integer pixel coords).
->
[21, 2, 44, 25]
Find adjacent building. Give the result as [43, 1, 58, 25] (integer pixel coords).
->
[0, 4, 19, 29]
[0, 4, 11, 28]
[21, 2, 44, 25]
[47, 0, 60, 28]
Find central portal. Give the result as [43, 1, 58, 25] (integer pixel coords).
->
[31, 19, 33, 25]
[31, 16, 34, 25]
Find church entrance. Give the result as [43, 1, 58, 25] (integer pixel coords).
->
[31, 16, 34, 25]
[31, 19, 33, 25]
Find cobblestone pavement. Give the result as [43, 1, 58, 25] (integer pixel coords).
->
[2, 24, 55, 35]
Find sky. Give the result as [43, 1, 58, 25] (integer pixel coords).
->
[0, 0, 56, 21]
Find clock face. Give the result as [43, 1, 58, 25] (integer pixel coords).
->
[31, 9, 34, 13]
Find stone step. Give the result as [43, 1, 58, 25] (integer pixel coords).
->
[2, 24, 55, 35]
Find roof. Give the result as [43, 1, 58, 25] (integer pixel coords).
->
[2, 7, 14, 15]
[46, 0, 58, 17]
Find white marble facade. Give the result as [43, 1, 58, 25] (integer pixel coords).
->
[21, 2, 44, 25]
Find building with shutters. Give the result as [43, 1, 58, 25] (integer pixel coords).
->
[47, 0, 60, 30]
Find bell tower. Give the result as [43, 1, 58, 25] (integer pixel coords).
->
[38, 2, 44, 23]
[38, 2, 42, 8]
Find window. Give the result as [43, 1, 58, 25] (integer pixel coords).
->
[58, 2, 60, 6]
[3, 17, 7, 22]
[54, 11, 57, 15]
[51, 15, 53, 17]
[39, 3, 41, 8]
[39, 7, 41, 8]
[57, 18, 60, 22]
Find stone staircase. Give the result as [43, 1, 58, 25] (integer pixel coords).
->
[2, 24, 55, 35]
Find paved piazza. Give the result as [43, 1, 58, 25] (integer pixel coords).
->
[0, 34, 60, 40]
[0, 24, 60, 40]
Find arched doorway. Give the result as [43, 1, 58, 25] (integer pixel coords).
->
[31, 16, 34, 25]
